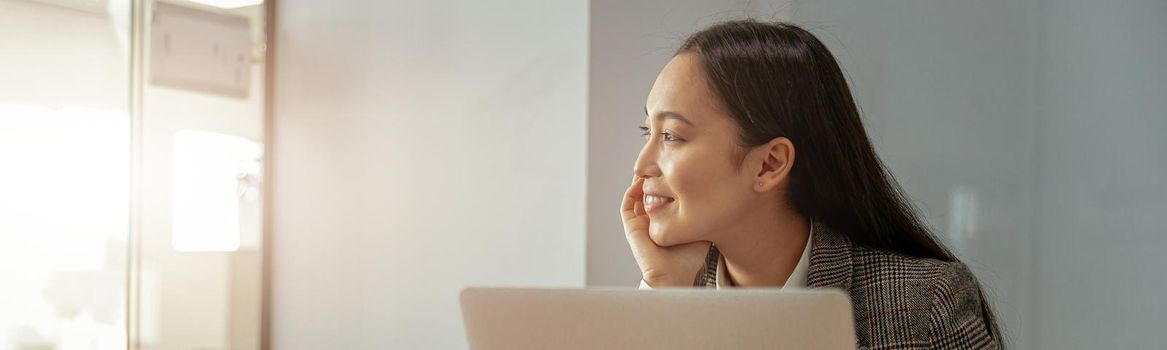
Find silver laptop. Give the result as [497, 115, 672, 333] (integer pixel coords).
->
[460, 287, 856, 350]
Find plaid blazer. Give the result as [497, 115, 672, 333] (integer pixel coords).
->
[695, 221, 1000, 349]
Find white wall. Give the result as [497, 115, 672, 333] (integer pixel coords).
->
[271, 0, 588, 348]
[586, 0, 793, 287]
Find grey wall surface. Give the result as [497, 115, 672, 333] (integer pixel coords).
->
[1032, 0, 1167, 347]
[793, 0, 1166, 348]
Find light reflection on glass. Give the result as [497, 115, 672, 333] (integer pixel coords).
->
[171, 129, 262, 252]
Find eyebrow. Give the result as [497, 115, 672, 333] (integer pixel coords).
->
[643, 107, 695, 126]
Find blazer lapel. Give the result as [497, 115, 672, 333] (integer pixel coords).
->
[806, 221, 854, 292]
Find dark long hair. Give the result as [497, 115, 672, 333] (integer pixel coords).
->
[678, 20, 1003, 343]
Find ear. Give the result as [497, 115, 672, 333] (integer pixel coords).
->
[752, 137, 795, 193]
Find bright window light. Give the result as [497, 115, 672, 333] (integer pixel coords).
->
[0, 104, 129, 272]
[182, 0, 264, 9]
[171, 130, 261, 252]
[0, 103, 129, 349]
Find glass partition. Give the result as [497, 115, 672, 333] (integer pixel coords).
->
[0, 0, 267, 348]
[0, 1, 133, 348]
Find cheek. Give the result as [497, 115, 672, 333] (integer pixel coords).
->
[659, 149, 745, 236]
[664, 157, 716, 204]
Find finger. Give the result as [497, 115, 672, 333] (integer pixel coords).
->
[623, 210, 657, 251]
[621, 179, 657, 250]
[620, 177, 644, 221]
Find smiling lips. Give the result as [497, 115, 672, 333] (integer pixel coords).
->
[643, 194, 675, 213]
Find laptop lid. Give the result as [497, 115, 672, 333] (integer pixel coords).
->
[460, 287, 856, 350]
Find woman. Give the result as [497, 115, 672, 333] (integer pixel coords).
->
[621, 20, 1003, 349]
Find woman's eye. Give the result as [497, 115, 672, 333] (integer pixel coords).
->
[638, 126, 680, 142]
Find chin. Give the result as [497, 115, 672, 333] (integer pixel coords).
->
[648, 225, 694, 247]
[648, 229, 669, 246]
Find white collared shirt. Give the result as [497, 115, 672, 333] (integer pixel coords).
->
[639, 224, 814, 289]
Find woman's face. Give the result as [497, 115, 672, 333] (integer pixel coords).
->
[636, 52, 761, 247]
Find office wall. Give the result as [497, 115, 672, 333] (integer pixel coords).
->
[585, 0, 794, 287]
[273, 0, 1165, 348]
[791, 0, 1042, 347]
[271, 0, 588, 348]
[793, 0, 1167, 348]
[1032, 0, 1167, 347]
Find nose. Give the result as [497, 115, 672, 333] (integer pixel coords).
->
[633, 139, 661, 179]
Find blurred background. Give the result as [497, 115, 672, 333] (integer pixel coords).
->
[1, 0, 264, 349]
[1, 0, 1163, 349]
